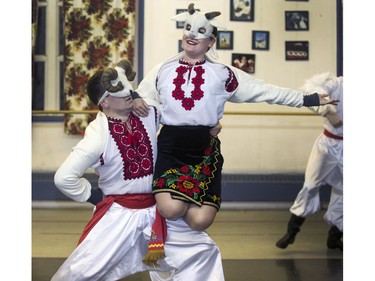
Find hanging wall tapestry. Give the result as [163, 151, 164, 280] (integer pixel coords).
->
[64, 0, 136, 135]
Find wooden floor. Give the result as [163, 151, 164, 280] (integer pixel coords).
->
[32, 206, 343, 281]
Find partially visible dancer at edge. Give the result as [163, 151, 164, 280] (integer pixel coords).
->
[276, 72, 343, 251]
[132, 3, 340, 233]
[51, 59, 225, 281]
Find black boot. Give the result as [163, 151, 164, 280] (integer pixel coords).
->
[327, 226, 343, 251]
[276, 214, 305, 249]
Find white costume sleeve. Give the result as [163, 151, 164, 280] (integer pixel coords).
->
[54, 112, 108, 202]
[138, 55, 305, 110]
[136, 63, 163, 108]
[228, 65, 304, 107]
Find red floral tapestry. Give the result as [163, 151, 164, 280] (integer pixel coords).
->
[64, 0, 136, 135]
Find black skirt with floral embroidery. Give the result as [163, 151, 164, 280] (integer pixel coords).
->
[152, 125, 224, 210]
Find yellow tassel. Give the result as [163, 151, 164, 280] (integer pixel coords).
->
[142, 250, 166, 267]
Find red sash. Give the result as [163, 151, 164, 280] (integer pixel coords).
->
[78, 193, 167, 267]
[78, 193, 158, 243]
[324, 129, 343, 140]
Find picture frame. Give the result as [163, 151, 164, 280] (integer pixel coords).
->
[175, 9, 201, 28]
[178, 40, 183, 53]
[286, 0, 308, 2]
[285, 11, 309, 31]
[285, 41, 309, 61]
[232, 53, 255, 74]
[176, 9, 187, 29]
[230, 0, 254, 22]
[252, 30, 270, 50]
[216, 31, 234, 50]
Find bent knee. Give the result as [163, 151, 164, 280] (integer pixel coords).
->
[187, 218, 214, 231]
[158, 207, 185, 221]
[155, 194, 189, 220]
[186, 212, 217, 231]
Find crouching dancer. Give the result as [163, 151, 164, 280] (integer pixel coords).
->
[52, 59, 225, 281]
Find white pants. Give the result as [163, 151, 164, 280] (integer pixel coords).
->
[150, 219, 225, 281]
[51, 203, 224, 281]
[290, 133, 343, 231]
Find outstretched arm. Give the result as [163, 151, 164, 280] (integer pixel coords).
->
[228, 66, 340, 108]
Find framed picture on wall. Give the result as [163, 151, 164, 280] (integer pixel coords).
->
[176, 9, 187, 28]
[285, 11, 309, 31]
[178, 40, 183, 52]
[285, 41, 309, 60]
[230, 0, 254, 22]
[252, 30, 270, 50]
[217, 31, 233, 50]
[175, 9, 200, 28]
[232, 53, 255, 73]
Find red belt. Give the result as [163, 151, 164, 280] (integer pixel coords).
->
[78, 193, 156, 245]
[324, 129, 343, 140]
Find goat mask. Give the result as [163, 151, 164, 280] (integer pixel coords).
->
[98, 59, 136, 104]
[172, 3, 225, 39]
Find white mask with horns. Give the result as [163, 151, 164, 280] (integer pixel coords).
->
[172, 3, 226, 39]
[97, 59, 136, 105]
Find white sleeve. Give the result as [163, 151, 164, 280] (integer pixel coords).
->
[228, 66, 304, 107]
[54, 113, 107, 202]
[136, 63, 163, 108]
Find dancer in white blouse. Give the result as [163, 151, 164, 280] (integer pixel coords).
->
[132, 3, 339, 232]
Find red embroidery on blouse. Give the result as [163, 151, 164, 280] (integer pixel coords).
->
[225, 67, 239, 92]
[108, 115, 153, 180]
[172, 65, 205, 111]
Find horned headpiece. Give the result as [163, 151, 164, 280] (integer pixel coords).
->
[172, 3, 226, 39]
[97, 59, 136, 105]
[300, 72, 341, 95]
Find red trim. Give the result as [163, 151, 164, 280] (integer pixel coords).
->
[108, 115, 154, 180]
[172, 65, 205, 111]
[323, 129, 343, 140]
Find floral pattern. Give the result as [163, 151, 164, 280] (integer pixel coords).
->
[108, 115, 154, 180]
[153, 138, 222, 209]
[64, 0, 136, 135]
[172, 61, 206, 111]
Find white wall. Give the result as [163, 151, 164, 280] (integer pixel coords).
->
[32, 0, 338, 173]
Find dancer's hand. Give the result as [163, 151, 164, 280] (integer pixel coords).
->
[210, 122, 222, 137]
[132, 98, 150, 117]
[319, 93, 340, 105]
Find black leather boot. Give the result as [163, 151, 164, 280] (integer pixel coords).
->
[327, 226, 343, 251]
[276, 214, 305, 249]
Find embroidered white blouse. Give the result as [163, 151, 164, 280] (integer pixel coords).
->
[54, 108, 159, 202]
[137, 53, 305, 127]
